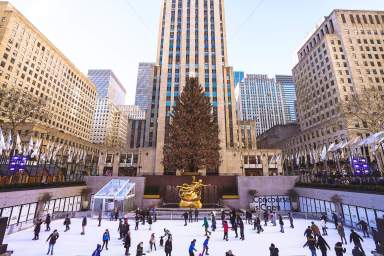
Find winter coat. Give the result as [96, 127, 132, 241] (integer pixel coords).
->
[102, 231, 110, 241]
[304, 228, 313, 237]
[164, 239, 172, 253]
[82, 217, 87, 226]
[148, 216, 153, 225]
[352, 247, 364, 256]
[203, 238, 209, 247]
[223, 222, 229, 232]
[334, 242, 346, 256]
[45, 215, 51, 224]
[337, 225, 345, 237]
[136, 244, 144, 256]
[311, 224, 321, 235]
[64, 217, 71, 226]
[279, 216, 284, 226]
[303, 237, 317, 250]
[203, 218, 209, 228]
[189, 242, 196, 253]
[92, 244, 102, 256]
[269, 246, 279, 256]
[47, 231, 59, 245]
[183, 212, 188, 220]
[34, 221, 42, 233]
[357, 220, 368, 231]
[149, 235, 156, 244]
[350, 232, 363, 245]
[317, 236, 330, 251]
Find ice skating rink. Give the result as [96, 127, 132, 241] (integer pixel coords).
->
[4, 217, 376, 256]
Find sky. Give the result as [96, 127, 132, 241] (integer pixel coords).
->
[8, 0, 384, 104]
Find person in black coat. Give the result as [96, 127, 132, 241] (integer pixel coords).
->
[33, 218, 43, 240]
[164, 237, 172, 256]
[118, 219, 123, 239]
[63, 215, 71, 232]
[263, 211, 269, 226]
[135, 214, 140, 230]
[350, 229, 365, 255]
[232, 218, 238, 238]
[304, 226, 313, 238]
[357, 220, 369, 238]
[352, 245, 364, 256]
[46, 229, 59, 255]
[98, 212, 102, 227]
[124, 231, 131, 256]
[278, 215, 284, 233]
[81, 216, 87, 235]
[317, 235, 331, 256]
[238, 217, 245, 240]
[332, 213, 339, 229]
[188, 208, 193, 223]
[148, 215, 153, 230]
[183, 211, 189, 226]
[194, 208, 199, 222]
[136, 242, 146, 256]
[334, 242, 346, 256]
[269, 243, 279, 256]
[45, 214, 51, 231]
[211, 213, 216, 232]
[288, 212, 294, 228]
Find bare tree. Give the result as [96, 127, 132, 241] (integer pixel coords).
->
[341, 86, 384, 133]
[0, 87, 50, 152]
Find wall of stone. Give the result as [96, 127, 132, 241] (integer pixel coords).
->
[84, 176, 145, 209]
[0, 186, 86, 208]
[295, 187, 384, 211]
[234, 176, 299, 208]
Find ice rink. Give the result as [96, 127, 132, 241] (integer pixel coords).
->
[4, 217, 377, 256]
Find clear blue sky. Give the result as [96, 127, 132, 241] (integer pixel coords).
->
[8, 0, 384, 104]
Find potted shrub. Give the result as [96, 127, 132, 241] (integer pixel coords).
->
[287, 189, 299, 211]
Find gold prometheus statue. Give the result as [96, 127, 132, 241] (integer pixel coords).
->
[177, 176, 206, 209]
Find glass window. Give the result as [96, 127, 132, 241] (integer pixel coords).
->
[310, 199, 316, 212]
[75, 196, 81, 211]
[27, 203, 37, 221]
[19, 204, 29, 223]
[54, 199, 60, 212]
[350, 206, 359, 227]
[342, 204, 352, 226]
[48, 200, 55, 215]
[376, 210, 384, 220]
[366, 208, 376, 228]
[1, 207, 12, 224]
[357, 207, 367, 222]
[59, 198, 65, 212]
[64, 198, 69, 212]
[315, 200, 322, 213]
[325, 202, 333, 220]
[9, 205, 20, 225]
[68, 197, 74, 212]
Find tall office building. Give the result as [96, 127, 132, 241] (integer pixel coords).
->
[148, 0, 239, 175]
[88, 69, 126, 105]
[88, 70, 128, 148]
[275, 75, 297, 123]
[233, 71, 244, 88]
[0, 2, 97, 148]
[135, 62, 155, 110]
[285, 10, 384, 156]
[237, 74, 286, 136]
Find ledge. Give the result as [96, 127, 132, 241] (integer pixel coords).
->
[295, 182, 384, 195]
[0, 181, 86, 192]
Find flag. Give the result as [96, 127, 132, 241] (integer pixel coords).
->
[0, 128, 5, 155]
[31, 139, 41, 158]
[27, 137, 34, 155]
[16, 133, 22, 153]
[320, 145, 328, 161]
[5, 130, 12, 151]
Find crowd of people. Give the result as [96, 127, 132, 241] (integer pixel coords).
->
[30, 207, 380, 256]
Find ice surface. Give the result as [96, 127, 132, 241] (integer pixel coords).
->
[4, 217, 376, 256]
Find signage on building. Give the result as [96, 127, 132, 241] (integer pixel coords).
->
[250, 195, 291, 212]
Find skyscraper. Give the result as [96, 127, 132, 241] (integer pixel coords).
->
[88, 69, 127, 105]
[135, 63, 155, 110]
[285, 9, 384, 157]
[275, 75, 297, 123]
[148, 0, 239, 175]
[237, 74, 286, 136]
[234, 71, 244, 88]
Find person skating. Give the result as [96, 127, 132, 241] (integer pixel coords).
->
[238, 217, 244, 240]
[225, 250, 235, 256]
[357, 220, 369, 238]
[46, 229, 59, 255]
[263, 211, 269, 226]
[269, 243, 279, 256]
[255, 216, 264, 234]
[320, 214, 327, 224]
[223, 221, 229, 241]
[159, 236, 164, 247]
[148, 215, 153, 230]
[350, 229, 365, 255]
[124, 231, 131, 256]
[135, 215, 140, 230]
[102, 229, 110, 250]
[164, 237, 172, 256]
[321, 219, 328, 236]
[288, 212, 294, 228]
[316, 235, 330, 256]
[122, 218, 130, 238]
[149, 233, 156, 251]
[232, 217, 238, 238]
[221, 210, 226, 226]
[211, 213, 216, 232]
[352, 245, 364, 256]
[332, 213, 339, 229]
[33, 218, 43, 240]
[63, 215, 71, 232]
[311, 221, 321, 239]
[194, 208, 199, 222]
[371, 227, 381, 252]
[115, 208, 119, 221]
[304, 226, 313, 238]
[202, 236, 210, 255]
[118, 219, 124, 239]
[98, 212, 102, 227]
[183, 211, 189, 226]
[334, 242, 346, 256]
[45, 214, 51, 231]
[189, 208, 193, 223]
[92, 244, 102, 256]
[202, 217, 211, 236]
[136, 242, 146, 256]
[189, 239, 197, 256]
[303, 235, 318, 256]
[337, 223, 347, 244]
[81, 216, 87, 235]
[278, 215, 284, 233]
